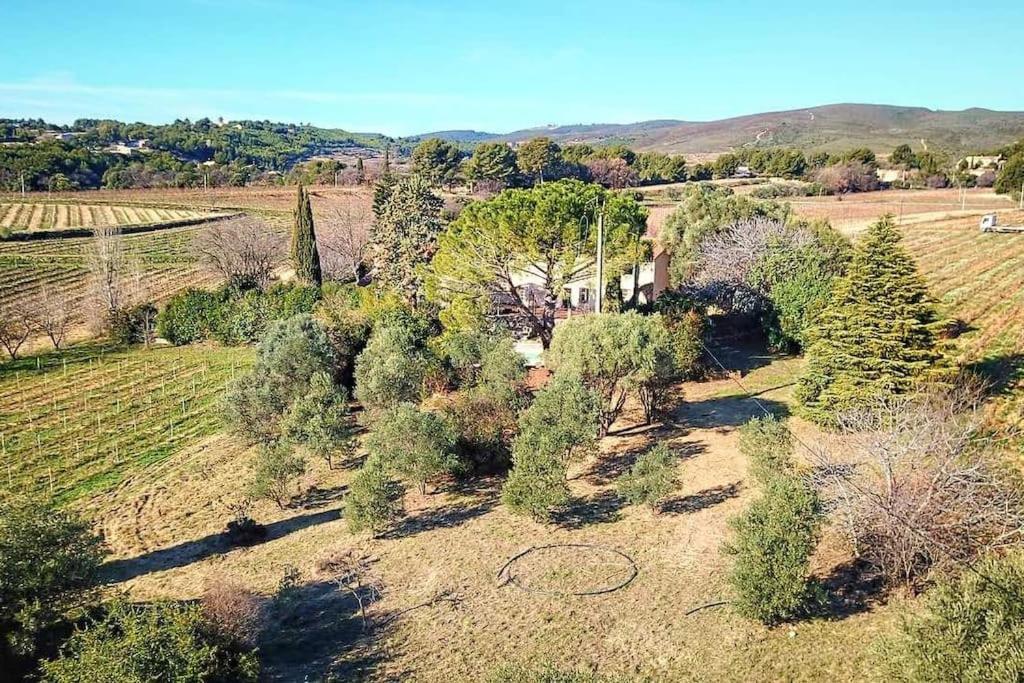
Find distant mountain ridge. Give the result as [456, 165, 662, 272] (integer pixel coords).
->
[408, 104, 1024, 156]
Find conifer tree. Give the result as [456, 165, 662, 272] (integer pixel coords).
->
[355, 157, 365, 185]
[290, 184, 322, 286]
[796, 215, 941, 424]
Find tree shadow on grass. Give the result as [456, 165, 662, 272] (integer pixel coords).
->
[661, 482, 742, 515]
[966, 353, 1024, 397]
[810, 557, 886, 621]
[102, 507, 344, 583]
[675, 396, 790, 430]
[551, 489, 625, 530]
[259, 579, 396, 682]
[290, 484, 348, 510]
[384, 497, 497, 539]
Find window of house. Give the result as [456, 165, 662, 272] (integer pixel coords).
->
[579, 288, 589, 304]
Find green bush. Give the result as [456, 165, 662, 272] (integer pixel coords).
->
[224, 314, 336, 444]
[547, 312, 681, 433]
[502, 374, 601, 520]
[724, 473, 823, 624]
[159, 283, 321, 347]
[501, 448, 571, 521]
[738, 416, 794, 485]
[443, 388, 519, 473]
[1, 498, 104, 678]
[365, 403, 458, 494]
[41, 600, 259, 683]
[617, 444, 678, 510]
[345, 457, 406, 535]
[247, 442, 306, 508]
[157, 288, 223, 344]
[108, 302, 157, 346]
[353, 324, 433, 411]
[877, 552, 1024, 682]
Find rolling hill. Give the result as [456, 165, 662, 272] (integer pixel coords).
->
[412, 104, 1024, 156]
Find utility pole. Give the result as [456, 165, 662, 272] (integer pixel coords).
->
[20, 172, 26, 197]
[594, 204, 605, 314]
[1020, 181, 1023, 211]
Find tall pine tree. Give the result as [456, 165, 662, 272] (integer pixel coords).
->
[796, 215, 942, 425]
[291, 184, 322, 286]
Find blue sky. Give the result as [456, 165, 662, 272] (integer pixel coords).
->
[2, 1, 1022, 136]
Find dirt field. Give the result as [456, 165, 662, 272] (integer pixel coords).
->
[783, 188, 1014, 235]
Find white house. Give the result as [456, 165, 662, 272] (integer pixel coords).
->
[507, 243, 670, 317]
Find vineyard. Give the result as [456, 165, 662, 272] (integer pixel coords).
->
[0, 201, 227, 236]
[0, 343, 254, 503]
[0, 222, 223, 311]
[901, 210, 1024, 424]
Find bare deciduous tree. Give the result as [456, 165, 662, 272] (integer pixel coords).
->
[317, 202, 372, 282]
[84, 226, 133, 331]
[0, 300, 32, 359]
[811, 380, 1024, 589]
[31, 285, 79, 350]
[192, 216, 284, 288]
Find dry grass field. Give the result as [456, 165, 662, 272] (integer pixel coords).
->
[81, 353, 899, 682]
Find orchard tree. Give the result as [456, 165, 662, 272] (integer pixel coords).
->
[369, 174, 444, 304]
[411, 138, 462, 188]
[427, 180, 648, 347]
[546, 312, 682, 433]
[502, 373, 601, 520]
[660, 184, 791, 284]
[365, 403, 458, 494]
[516, 137, 562, 184]
[281, 371, 354, 469]
[797, 216, 943, 425]
[464, 142, 518, 189]
[291, 185, 322, 286]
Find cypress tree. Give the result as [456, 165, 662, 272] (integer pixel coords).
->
[291, 184, 322, 286]
[796, 215, 942, 425]
[355, 157, 365, 185]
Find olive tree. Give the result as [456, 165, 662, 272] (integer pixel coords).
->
[546, 312, 682, 433]
[365, 403, 458, 494]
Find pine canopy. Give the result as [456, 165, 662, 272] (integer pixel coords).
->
[291, 184, 322, 286]
[796, 215, 942, 424]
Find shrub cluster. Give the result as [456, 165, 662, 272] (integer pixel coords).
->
[157, 282, 321, 346]
[726, 416, 822, 624]
[876, 552, 1024, 683]
[502, 373, 601, 520]
[42, 600, 259, 682]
